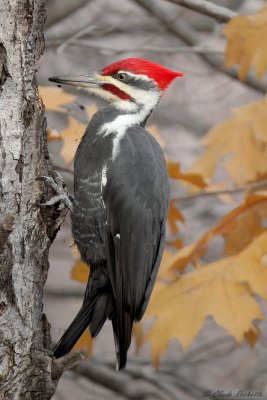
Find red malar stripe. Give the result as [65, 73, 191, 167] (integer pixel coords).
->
[102, 83, 130, 100]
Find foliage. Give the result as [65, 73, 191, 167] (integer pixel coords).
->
[189, 97, 267, 184]
[41, 4, 267, 365]
[224, 5, 267, 81]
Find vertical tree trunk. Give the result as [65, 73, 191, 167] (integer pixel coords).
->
[0, 1, 65, 398]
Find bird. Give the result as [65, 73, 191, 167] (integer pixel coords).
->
[49, 58, 184, 369]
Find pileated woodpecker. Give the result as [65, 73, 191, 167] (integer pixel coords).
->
[49, 58, 183, 369]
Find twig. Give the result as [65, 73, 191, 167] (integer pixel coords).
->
[74, 41, 222, 55]
[94, 358, 210, 399]
[51, 351, 84, 380]
[44, 288, 84, 298]
[56, 24, 97, 53]
[173, 179, 267, 202]
[53, 3, 119, 52]
[76, 361, 164, 400]
[134, 0, 267, 93]
[178, 336, 234, 364]
[124, 365, 182, 400]
[156, 370, 212, 398]
[165, 0, 236, 23]
[46, 38, 222, 55]
[45, 0, 89, 29]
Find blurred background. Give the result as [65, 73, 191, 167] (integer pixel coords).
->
[39, 0, 267, 398]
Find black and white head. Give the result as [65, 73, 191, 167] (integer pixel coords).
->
[49, 58, 184, 115]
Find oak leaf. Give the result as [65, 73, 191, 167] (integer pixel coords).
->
[224, 5, 267, 81]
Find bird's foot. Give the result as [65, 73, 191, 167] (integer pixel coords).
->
[37, 170, 73, 212]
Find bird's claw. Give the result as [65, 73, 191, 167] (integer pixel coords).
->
[36, 171, 73, 212]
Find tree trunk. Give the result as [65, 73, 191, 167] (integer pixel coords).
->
[0, 1, 66, 398]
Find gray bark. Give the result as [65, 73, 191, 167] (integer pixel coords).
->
[0, 1, 67, 398]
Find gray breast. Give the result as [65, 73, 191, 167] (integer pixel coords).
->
[72, 169, 106, 265]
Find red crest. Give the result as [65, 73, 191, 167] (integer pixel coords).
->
[101, 58, 184, 90]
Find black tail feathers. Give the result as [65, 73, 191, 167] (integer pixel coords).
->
[112, 310, 133, 370]
[53, 291, 112, 359]
[53, 282, 134, 370]
[53, 299, 95, 359]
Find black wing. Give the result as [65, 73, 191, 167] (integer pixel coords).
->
[103, 126, 170, 320]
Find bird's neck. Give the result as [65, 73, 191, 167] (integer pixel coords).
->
[96, 92, 160, 135]
[115, 90, 160, 126]
[101, 106, 150, 135]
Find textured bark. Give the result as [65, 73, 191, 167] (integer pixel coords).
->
[0, 1, 66, 398]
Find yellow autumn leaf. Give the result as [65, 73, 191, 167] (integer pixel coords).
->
[168, 161, 207, 188]
[157, 249, 177, 281]
[167, 200, 185, 235]
[74, 329, 93, 357]
[223, 195, 267, 255]
[39, 86, 75, 113]
[244, 326, 260, 348]
[60, 116, 86, 164]
[146, 231, 267, 365]
[204, 182, 234, 204]
[69, 240, 80, 258]
[85, 104, 98, 120]
[190, 97, 267, 184]
[162, 192, 267, 275]
[132, 323, 144, 353]
[47, 128, 62, 141]
[224, 5, 267, 81]
[231, 232, 267, 301]
[162, 242, 204, 274]
[71, 260, 89, 283]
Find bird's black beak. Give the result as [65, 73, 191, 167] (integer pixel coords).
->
[49, 73, 103, 89]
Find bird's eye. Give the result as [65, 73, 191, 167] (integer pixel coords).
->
[118, 73, 126, 81]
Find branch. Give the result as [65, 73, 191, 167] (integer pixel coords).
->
[76, 361, 165, 400]
[51, 352, 84, 380]
[54, 24, 121, 53]
[74, 41, 221, 55]
[164, 0, 236, 23]
[124, 365, 183, 400]
[45, 0, 89, 29]
[173, 179, 267, 202]
[93, 358, 210, 399]
[46, 38, 222, 55]
[44, 287, 84, 298]
[56, 24, 97, 53]
[134, 0, 267, 93]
